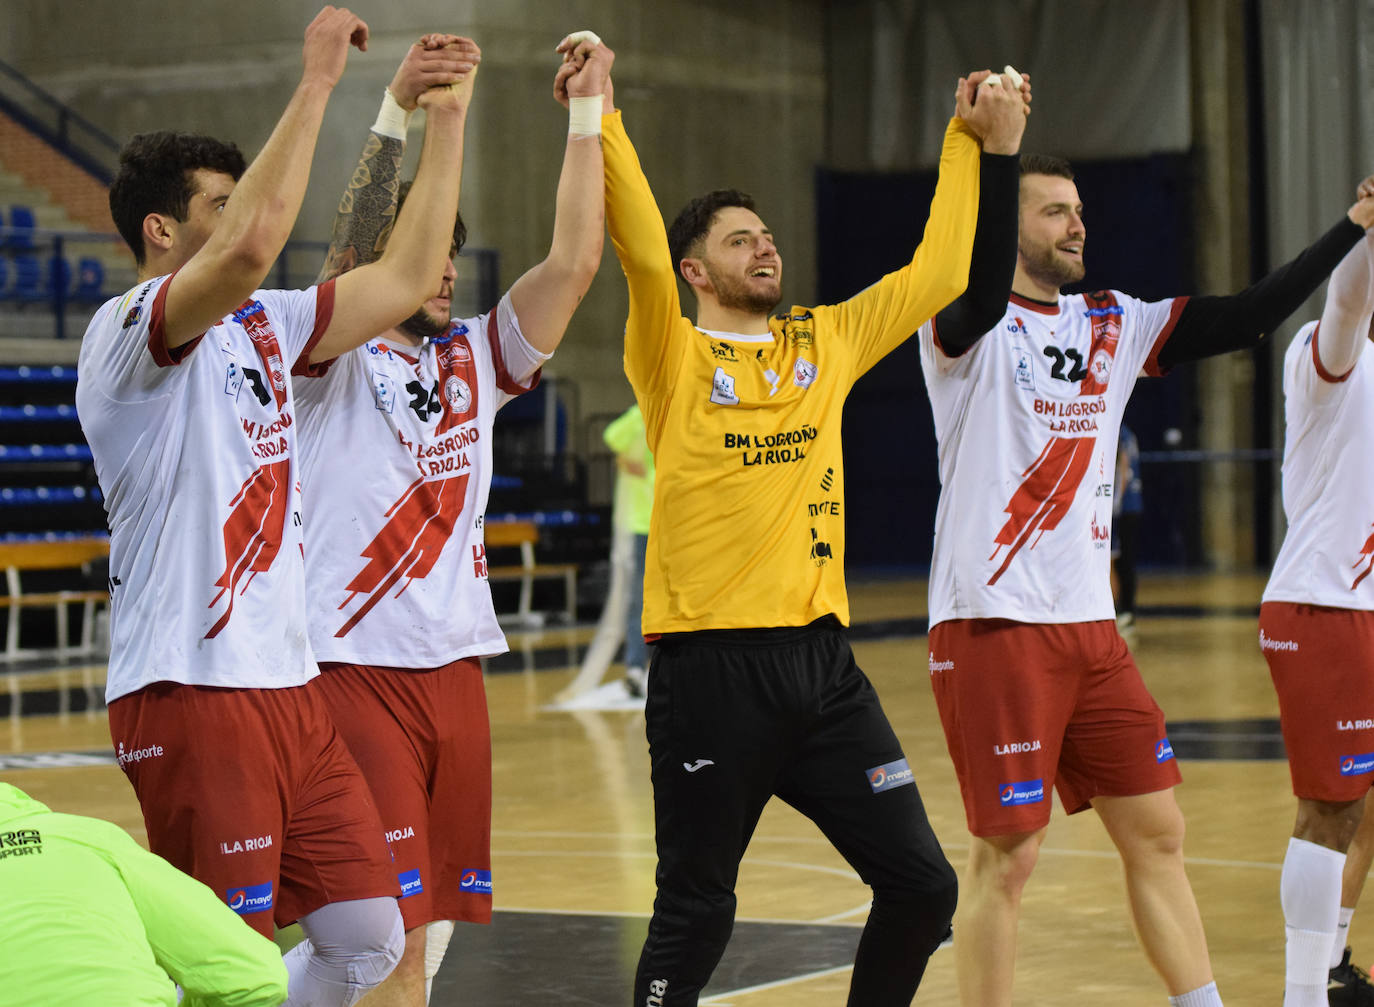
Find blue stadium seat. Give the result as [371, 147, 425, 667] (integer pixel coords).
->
[0, 255, 9, 299]
[6, 205, 36, 250]
[74, 257, 104, 302]
[12, 255, 42, 301]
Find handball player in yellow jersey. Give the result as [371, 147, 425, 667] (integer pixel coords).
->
[583, 36, 1030, 1005]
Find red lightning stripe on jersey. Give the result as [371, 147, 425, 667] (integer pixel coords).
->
[987, 437, 1096, 585]
[206, 460, 291, 638]
[986, 291, 1124, 586]
[335, 474, 471, 637]
[1352, 525, 1374, 591]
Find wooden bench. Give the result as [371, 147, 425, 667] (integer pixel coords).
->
[482, 520, 577, 624]
[0, 538, 109, 659]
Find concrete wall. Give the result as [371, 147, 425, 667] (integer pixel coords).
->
[2, 0, 826, 418]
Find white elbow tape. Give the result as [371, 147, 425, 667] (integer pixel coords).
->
[569, 95, 602, 136]
[372, 88, 413, 140]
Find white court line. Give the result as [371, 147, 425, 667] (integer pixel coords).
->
[809, 902, 872, 924]
[699, 964, 855, 1004]
[492, 831, 1285, 873]
[491, 903, 866, 928]
[493, 848, 865, 881]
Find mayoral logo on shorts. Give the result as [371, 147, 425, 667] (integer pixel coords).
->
[998, 779, 1045, 806]
[444, 375, 472, 415]
[459, 868, 493, 895]
[1155, 738, 1175, 763]
[1340, 753, 1374, 777]
[398, 868, 424, 899]
[224, 880, 274, 915]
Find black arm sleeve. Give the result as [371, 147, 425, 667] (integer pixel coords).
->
[1156, 217, 1364, 370]
[930, 151, 1021, 357]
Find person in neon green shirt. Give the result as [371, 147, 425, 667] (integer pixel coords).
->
[603, 402, 655, 695]
[0, 783, 288, 1006]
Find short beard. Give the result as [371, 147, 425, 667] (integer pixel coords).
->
[1020, 241, 1085, 292]
[397, 304, 450, 341]
[703, 260, 780, 316]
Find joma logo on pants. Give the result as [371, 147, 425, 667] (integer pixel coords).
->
[645, 979, 668, 1005]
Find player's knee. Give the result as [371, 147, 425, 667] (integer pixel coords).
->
[656, 886, 735, 954]
[970, 831, 1042, 893]
[1296, 797, 1364, 849]
[344, 900, 404, 995]
[872, 881, 957, 951]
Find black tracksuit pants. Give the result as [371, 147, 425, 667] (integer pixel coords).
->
[633, 617, 957, 1006]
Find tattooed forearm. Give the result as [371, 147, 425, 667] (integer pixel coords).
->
[316, 131, 406, 283]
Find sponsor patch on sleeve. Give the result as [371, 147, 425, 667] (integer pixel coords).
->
[866, 758, 915, 793]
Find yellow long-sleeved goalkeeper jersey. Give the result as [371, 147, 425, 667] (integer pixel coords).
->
[603, 110, 981, 633]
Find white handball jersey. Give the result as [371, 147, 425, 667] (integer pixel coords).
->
[919, 290, 1184, 628]
[76, 274, 335, 702]
[1263, 321, 1374, 610]
[295, 293, 541, 668]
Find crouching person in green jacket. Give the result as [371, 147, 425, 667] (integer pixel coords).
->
[0, 783, 288, 1006]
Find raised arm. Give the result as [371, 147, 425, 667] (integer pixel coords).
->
[1157, 182, 1374, 370]
[1314, 178, 1374, 379]
[316, 35, 477, 283]
[161, 5, 368, 349]
[501, 33, 610, 354]
[823, 68, 1027, 376]
[311, 53, 477, 363]
[600, 69, 689, 398]
[931, 70, 1030, 357]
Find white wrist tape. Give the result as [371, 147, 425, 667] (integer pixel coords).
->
[372, 88, 413, 140]
[569, 95, 602, 136]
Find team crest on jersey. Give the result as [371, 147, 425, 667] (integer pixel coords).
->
[1088, 348, 1113, 385]
[793, 358, 818, 389]
[710, 366, 739, 406]
[1014, 347, 1036, 391]
[266, 354, 286, 392]
[445, 375, 473, 414]
[372, 371, 396, 413]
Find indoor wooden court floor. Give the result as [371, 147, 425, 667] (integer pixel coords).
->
[1, 573, 1318, 1004]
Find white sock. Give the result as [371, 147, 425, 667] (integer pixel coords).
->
[1167, 981, 1221, 1007]
[1332, 905, 1356, 969]
[1281, 837, 1345, 1007]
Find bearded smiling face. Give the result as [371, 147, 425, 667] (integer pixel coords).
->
[1017, 173, 1086, 292]
[695, 206, 783, 315]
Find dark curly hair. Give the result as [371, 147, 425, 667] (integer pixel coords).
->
[109, 131, 246, 265]
[667, 189, 757, 279]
